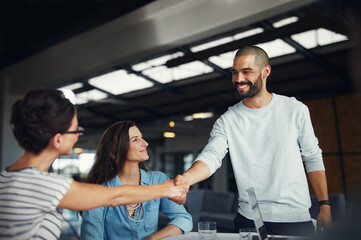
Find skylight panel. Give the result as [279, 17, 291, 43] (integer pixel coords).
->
[88, 69, 153, 95]
[132, 62, 151, 72]
[291, 28, 348, 50]
[142, 66, 173, 84]
[233, 28, 264, 40]
[58, 88, 77, 105]
[317, 28, 348, 46]
[272, 16, 299, 28]
[143, 61, 214, 82]
[191, 36, 233, 53]
[132, 52, 184, 72]
[256, 39, 296, 58]
[76, 89, 108, 105]
[291, 30, 318, 49]
[208, 50, 237, 69]
[61, 82, 83, 91]
[147, 52, 184, 67]
[172, 61, 213, 80]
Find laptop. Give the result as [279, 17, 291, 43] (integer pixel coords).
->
[246, 187, 311, 240]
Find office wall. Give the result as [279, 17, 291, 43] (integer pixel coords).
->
[305, 93, 361, 200]
[0, 77, 23, 170]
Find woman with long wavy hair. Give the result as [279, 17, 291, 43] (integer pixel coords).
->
[81, 120, 192, 240]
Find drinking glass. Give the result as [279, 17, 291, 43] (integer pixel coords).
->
[198, 221, 217, 240]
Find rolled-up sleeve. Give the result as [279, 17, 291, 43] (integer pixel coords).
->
[158, 174, 193, 233]
[297, 104, 325, 172]
[196, 117, 229, 176]
[160, 197, 193, 233]
[81, 206, 106, 240]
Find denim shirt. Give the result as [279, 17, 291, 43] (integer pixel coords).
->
[81, 169, 192, 240]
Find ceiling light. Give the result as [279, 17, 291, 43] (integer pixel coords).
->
[184, 112, 214, 121]
[163, 132, 176, 138]
[192, 112, 214, 119]
[272, 16, 299, 28]
[74, 148, 83, 154]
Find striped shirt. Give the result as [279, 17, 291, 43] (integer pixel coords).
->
[0, 167, 73, 240]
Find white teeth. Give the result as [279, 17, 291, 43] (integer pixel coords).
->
[238, 85, 248, 90]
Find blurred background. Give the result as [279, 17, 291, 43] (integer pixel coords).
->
[0, 0, 360, 238]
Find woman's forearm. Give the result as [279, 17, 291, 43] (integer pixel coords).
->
[59, 180, 182, 211]
[109, 183, 171, 206]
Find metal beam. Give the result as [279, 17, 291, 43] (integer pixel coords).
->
[165, 19, 317, 68]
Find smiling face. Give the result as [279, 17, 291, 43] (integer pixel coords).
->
[231, 54, 270, 99]
[126, 126, 149, 162]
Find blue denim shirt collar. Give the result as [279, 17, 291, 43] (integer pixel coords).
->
[107, 168, 150, 187]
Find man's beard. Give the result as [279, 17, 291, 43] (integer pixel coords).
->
[234, 73, 263, 99]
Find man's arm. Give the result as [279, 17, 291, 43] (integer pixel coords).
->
[307, 170, 332, 231]
[172, 160, 210, 204]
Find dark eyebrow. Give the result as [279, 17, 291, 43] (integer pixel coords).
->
[230, 67, 253, 72]
[130, 134, 143, 140]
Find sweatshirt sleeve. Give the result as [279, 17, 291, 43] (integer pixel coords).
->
[195, 116, 229, 176]
[297, 103, 325, 172]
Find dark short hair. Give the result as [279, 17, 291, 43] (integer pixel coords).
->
[235, 46, 269, 67]
[10, 88, 76, 154]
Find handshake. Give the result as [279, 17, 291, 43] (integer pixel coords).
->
[162, 174, 190, 205]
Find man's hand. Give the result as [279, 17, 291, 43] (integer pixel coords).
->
[169, 174, 190, 205]
[161, 179, 185, 199]
[317, 205, 332, 231]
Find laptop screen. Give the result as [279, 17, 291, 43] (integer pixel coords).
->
[246, 187, 268, 240]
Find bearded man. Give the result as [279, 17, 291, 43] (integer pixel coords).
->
[173, 46, 332, 236]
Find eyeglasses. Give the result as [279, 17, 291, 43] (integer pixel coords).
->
[62, 126, 84, 136]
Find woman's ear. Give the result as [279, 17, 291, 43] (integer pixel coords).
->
[51, 133, 63, 150]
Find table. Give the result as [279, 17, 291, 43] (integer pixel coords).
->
[162, 232, 312, 240]
[162, 232, 241, 240]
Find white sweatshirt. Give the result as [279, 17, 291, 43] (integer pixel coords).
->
[196, 93, 324, 222]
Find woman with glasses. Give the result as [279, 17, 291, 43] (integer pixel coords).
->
[0, 89, 184, 240]
[81, 120, 192, 240]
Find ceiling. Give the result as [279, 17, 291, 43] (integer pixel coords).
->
[0, 0, 155, 69]
[1, 0, 359, 148]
